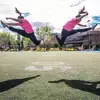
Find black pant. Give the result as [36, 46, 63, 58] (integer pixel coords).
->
[9, 27, 40, 45]
[56, 28, 92, 46]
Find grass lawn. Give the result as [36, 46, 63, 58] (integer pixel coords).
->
[0, 51, 100, 100]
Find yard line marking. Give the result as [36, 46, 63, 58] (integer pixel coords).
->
[25, 61, 72, 71]
[24, 66, 53, 71]
[32, 61, 65, 66]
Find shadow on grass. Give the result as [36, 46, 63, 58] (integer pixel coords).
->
[48, 79, 100, 96]
[0, 75, 40, 92]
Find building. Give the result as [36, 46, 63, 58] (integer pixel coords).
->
[64, 30, 100, 50]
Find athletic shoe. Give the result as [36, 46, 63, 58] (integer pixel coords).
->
[0, 20, 6, 28]
[92, 24, 97, 30]
[79, 6, 85, 14]
[38, 40, 41, 45]
[39, 40, 44, 45]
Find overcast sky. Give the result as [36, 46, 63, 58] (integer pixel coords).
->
[0, 0, 100, 29]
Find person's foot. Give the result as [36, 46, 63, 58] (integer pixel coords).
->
[50, 33, 58, 36]
[39, 40, 44, 45]
[38, 40, 41, 45]
[79, 6, 85, 14]
[15, 7, 21, 15]
[0, 20, 7, 28]
[92, 24, 97, 30]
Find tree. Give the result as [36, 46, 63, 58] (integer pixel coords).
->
[36, 26, 53, 50]
[20, 37, 24, 50]
[0, 32, 16, 51]
[16, 34, 21, 51]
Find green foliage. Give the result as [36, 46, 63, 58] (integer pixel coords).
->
[20, 38, 24, 49]
[0, 32, 16, 49]
[36, 26, 52, 39]
[16, 34, 21, 51]
[36, 26, 53, 49]
[54, 43, 59, 48]
[23, 37, 31, 47]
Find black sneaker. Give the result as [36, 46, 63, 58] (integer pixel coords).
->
[79, 6, 85, 14]
[38, 40, 41, 45]
[1, 20, 6, 28]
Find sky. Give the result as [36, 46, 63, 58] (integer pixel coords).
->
[0, 0, 100, 30]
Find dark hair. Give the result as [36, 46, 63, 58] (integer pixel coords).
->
[18, 16, 24, 19]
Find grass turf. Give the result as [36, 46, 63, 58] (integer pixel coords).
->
[0, 51, 100, 100]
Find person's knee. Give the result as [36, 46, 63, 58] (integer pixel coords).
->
[9, 27, 13, 30]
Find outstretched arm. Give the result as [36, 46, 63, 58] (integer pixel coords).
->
[6, 17, 18, 22]
[78, 6, 85, 14]
[1, 20, 19, 28]
[6, 23, 19, 26]
[78, 23, 87, 27]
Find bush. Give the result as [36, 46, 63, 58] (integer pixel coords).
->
[0, 32, 16, 51]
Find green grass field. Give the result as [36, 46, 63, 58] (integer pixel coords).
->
[0, 51, 100, 100]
